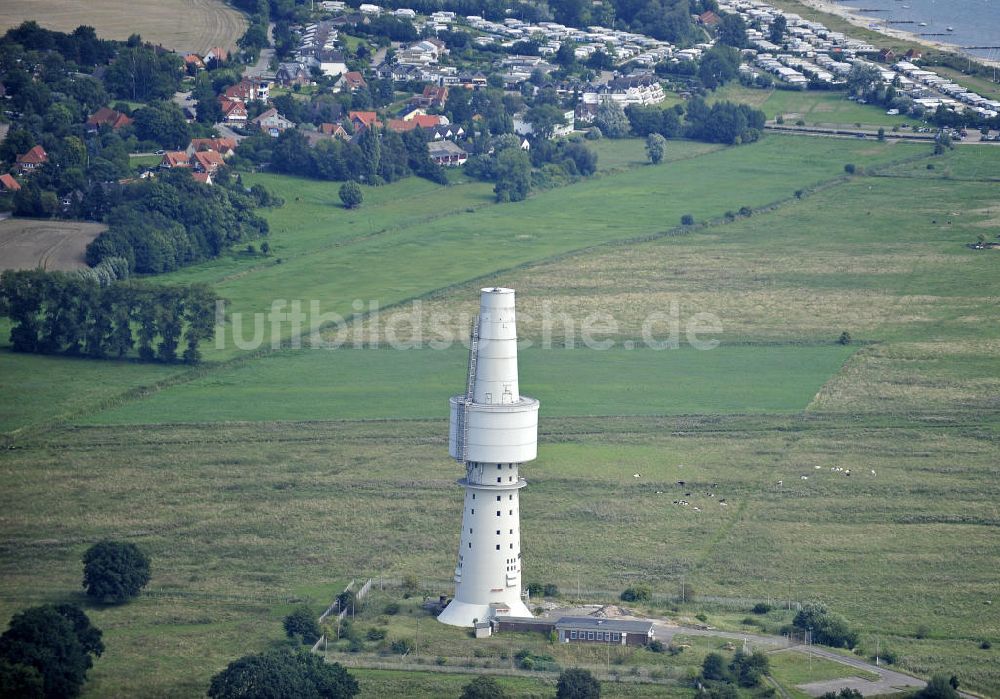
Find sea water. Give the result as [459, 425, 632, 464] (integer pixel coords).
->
[832, 0, 1000, 61]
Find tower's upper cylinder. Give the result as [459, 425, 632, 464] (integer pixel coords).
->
[449, 287, 539, 464]
[474, 288, 519, 405]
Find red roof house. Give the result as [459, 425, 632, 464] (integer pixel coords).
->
[86, 107, 133, 131]
[161, 151, 191, 168]
[15, 145, 48, 173]
[0, 173, 21, 192]
[349, 110, 382, 130]
[192, 150, 226, 173]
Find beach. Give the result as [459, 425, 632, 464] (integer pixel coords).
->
[792, 0, 1000, 68]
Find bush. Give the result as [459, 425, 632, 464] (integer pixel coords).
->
[648, 639, 666, 653]
[556, 668, 601, 698]
[738, 206, 752, 217]
[681, 214, 695, 226]
[383, 602, 400, 615]
[695, 612, 708, 622]
[752, 602, 771, 615]
[793, 603, 858, 648]
[844, 163, 856, 174]
[461, 675, 508, 699]
[82, 541, 151, 604]
[390, 638, 414, 655]
[620, 584, 651, 602]
[981, 640, 992, 649]
[543, 584, 559, 597]
[283, 606, 321, 645]
[339, 181, 364, 209]
[526, 582, 543, 596]
[838, 331, 852, 345]
[365, 628, 385, 641]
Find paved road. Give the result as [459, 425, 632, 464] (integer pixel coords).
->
[244, 22, 275, 77]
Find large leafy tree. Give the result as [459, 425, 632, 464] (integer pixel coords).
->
[208, 648, 358, 699]
[82, 540, 151, 603]
[493, 148, 532, 203]
[0, 605, 103, 699]
[283, 606, 321, 645]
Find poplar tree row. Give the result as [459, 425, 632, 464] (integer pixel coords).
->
[0, 270, 215, 364]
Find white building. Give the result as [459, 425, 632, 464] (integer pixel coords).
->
[438, 288, 540, 627]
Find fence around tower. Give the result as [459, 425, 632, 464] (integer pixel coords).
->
[310, 574, 804, 654]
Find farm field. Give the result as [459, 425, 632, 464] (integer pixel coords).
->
[0, 0, 246, 54]
[1, 138, 998, 697]
[0, 218, 106, 271]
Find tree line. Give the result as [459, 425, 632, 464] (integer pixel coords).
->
[242, 126, 448, 185]
[0, 270, 217, 363]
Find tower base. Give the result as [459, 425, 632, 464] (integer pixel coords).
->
[437, 597, 533, 628]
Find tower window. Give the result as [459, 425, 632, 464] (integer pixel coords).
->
[496, 544, 500, 550]
[509, 510, 513, 515]
[472, 493, 475, 500]
[470, 528, 473, 534]
[496, 511, 501, 516]
[497, 464, 501, 469]
[497, 477, 502, 483]
[496, 530, 500, 535]
[509, 495, 513, 500]
[496, 496, 501, 501]
[471, 509, 475, 514]
[468, 542, 471, 548]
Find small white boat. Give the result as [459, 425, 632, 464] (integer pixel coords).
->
[947, 26, 954, 31]
[919, 21, 928, 27]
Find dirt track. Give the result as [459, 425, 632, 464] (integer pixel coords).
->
[0, 0, 247, 54]
[0, 218, 107, 272]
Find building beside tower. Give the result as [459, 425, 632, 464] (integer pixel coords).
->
[437, 288, 540, 628]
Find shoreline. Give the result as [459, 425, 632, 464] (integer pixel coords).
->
[792, 0, 1000, 69]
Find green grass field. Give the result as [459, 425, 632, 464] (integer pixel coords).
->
[713, 85, 914, 128]
[1, 136, 998, 697]
[85, 344, 856, 424]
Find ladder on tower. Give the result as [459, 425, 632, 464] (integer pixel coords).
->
[455, 315, 480, 463]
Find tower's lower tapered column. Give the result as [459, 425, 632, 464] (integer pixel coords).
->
[438, 462, 532, 627]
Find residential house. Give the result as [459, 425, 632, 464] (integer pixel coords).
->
[336, 71, 367, 92]
[220, 99, 248, 125]
[252, 108, 295, 136]
[204, 47, 229, 64]
[85, 107, 133, 132]
[192, 150, 226, 174]
[192, 172, 214, 185]
[318, 122, 351, 140]
[184, 53, 206, 71]
[411, 85, 448, 109]
[0, 173, 21, 192]
[348, 110, 382, 130]
[224, 77, 270, 103]
[276, 62, 311, 86]
[698, 10, 721, 27]
[316, 49, 348, 77]
[189, 138, 238, 158]
[427, 140, 468, 166]
[580, 75, 665, 107]
[15, 145, 48, 174]
[458, 71, 488, 90]
[160, 151, 191, 168]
